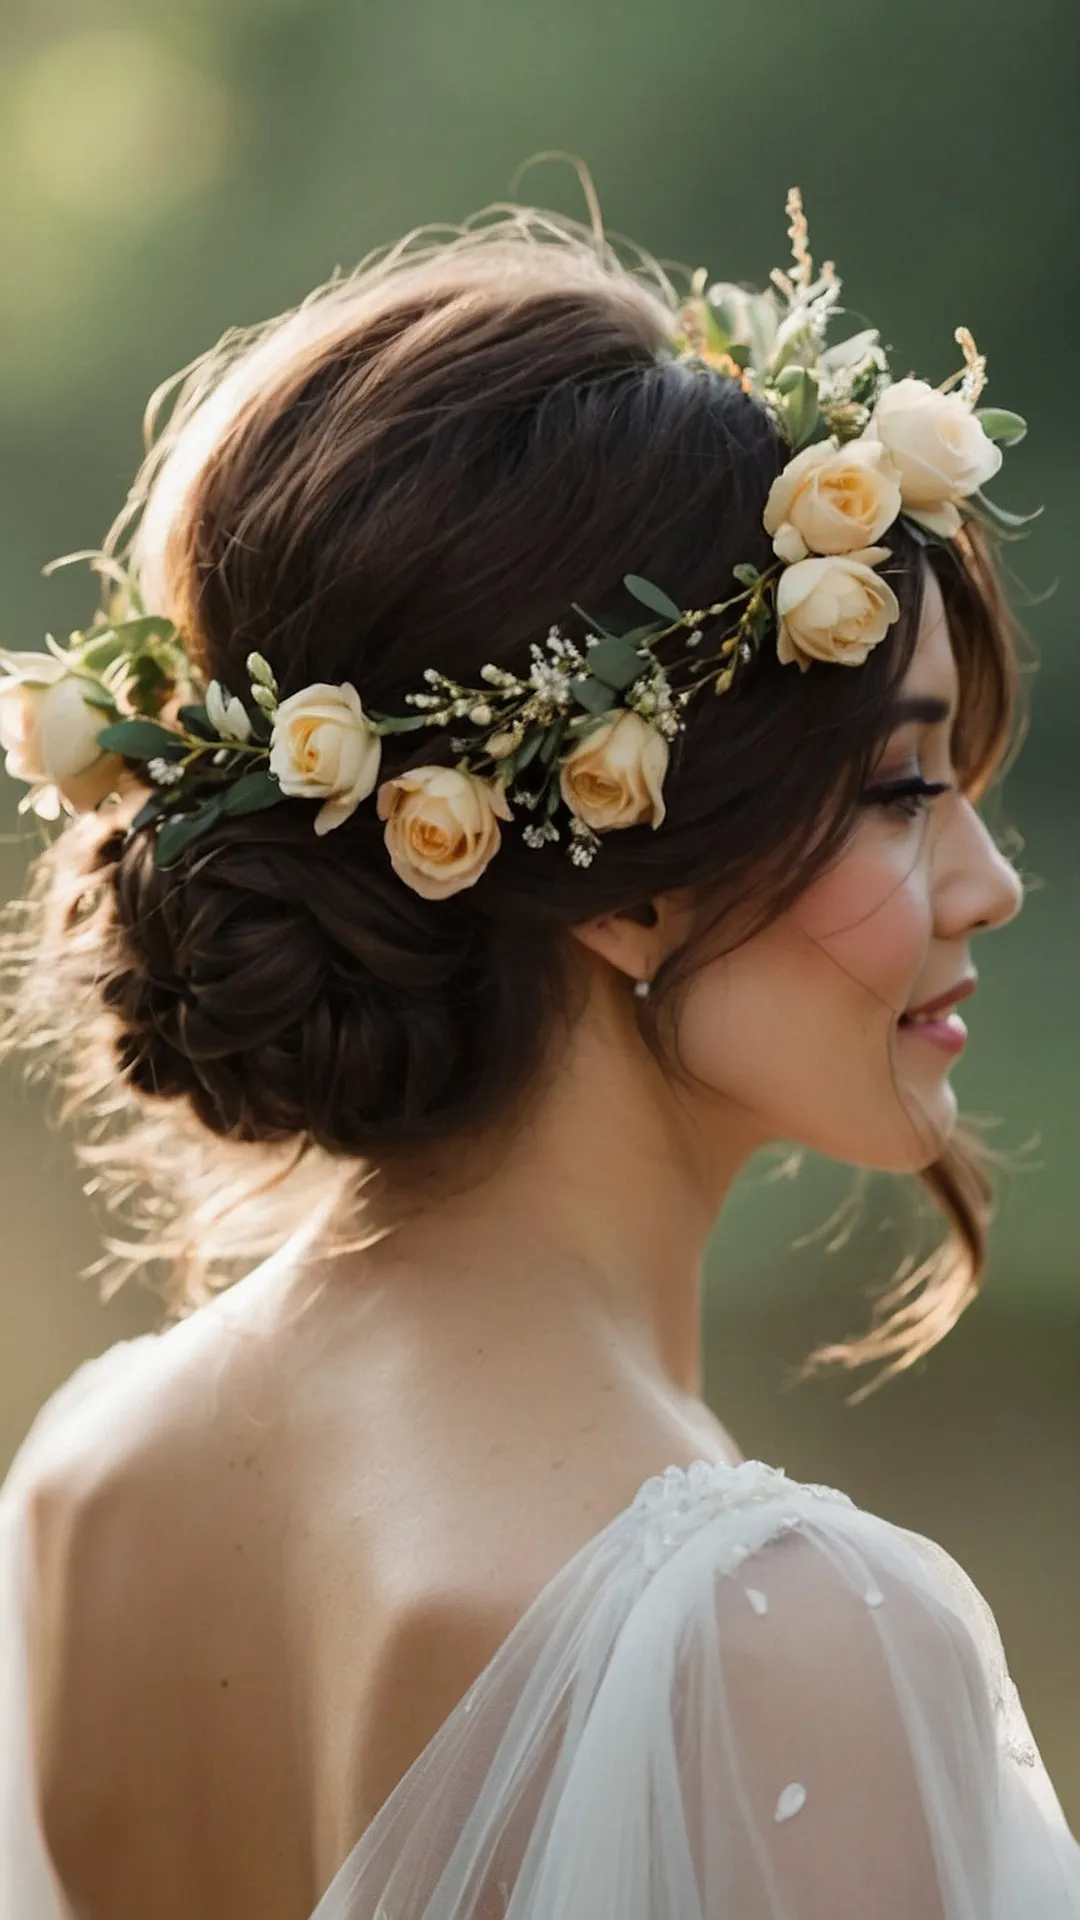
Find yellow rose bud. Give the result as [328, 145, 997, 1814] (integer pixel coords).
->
[376, 765, 512, 899]
[559, 710, 668, 832]
[268, 680, 382, 835]
[763, 439, 902, 560]
[776, 549, 900, 672]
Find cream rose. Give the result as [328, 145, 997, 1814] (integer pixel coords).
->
[377, 765, 512, 899]
[763, 438, 902, 560]
[0, 657, 126, 815]
[559, 710, 668, 832]
[268, 680, 382, 835]
[776, 549, 900, 671]
[868, 378, 1002, 536]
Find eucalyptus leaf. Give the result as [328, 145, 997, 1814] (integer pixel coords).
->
[220, 770, 283, 816]
[130, 797, 168, 833]
[544, 779, 562, 816]
[96, 718, 187, 760]
[585, 634, 649, 691]
[818, 328, 881, 373]
[538, 725, 565, 766]
[514, 728, 546, 773]
[570, 674, 619, 716]
[370, 710, 436, 734]
[781, 369, 820, 448]
[154, 798, 226, 869]
[113, 614, 176, 648]
[975, 407, 1028, 447]
[623, 575, 683, 623]
[176, 704, 220, 742]
[698, 302, 732, 356]
[75, 630, 126, 673]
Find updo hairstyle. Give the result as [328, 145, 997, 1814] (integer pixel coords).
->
[0, 211, 1021, 1391]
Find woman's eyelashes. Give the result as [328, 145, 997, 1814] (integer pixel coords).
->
[861, 774, 953, 820]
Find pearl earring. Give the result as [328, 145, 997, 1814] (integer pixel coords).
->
[633, 978, 652, 1000]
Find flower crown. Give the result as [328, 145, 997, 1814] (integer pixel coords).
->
[0, 191, 1033, 902]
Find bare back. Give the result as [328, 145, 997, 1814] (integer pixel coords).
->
[26, 1251, 740, 1920]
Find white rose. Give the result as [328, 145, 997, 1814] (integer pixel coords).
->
[268, 680, 382, 835]
[763, 438, 902, 560]
[0, 657, 125, 815]
[776, 549, 901, 672]
[377, 765, 512, 899]
[559, 710, 668, 832]
[868, 378, 1003, 536]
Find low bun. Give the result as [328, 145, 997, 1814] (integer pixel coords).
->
[94, 801, 560, 1158]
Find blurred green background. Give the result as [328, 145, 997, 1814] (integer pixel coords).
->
[2, 0, 1078, 1822]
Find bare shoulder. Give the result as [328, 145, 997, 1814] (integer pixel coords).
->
[16, 1303, 316, 1917]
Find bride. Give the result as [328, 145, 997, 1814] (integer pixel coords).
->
[2, 194, 1079, 1918]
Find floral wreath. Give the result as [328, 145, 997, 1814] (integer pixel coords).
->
[0, 191, 1034, 902]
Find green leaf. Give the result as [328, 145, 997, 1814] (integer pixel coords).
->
[975, 407, 1028, 447]
[585, 633, 649, 691]
[96, 718, 187, 760]
[220, 770, 282, 816]
[818, 328, 881, 373]
[246, 704, 273, 745]
[154, 798, 226, 869]
[130, 796, 168, 833]
[732, 563, 760, 589]
[779, 369, 820, 449]
[544, 779, 562, 816]
[370, 710, 436, 734]
[969, 490, 1044, 534]
[570, 673, 619, 716]
[176, 704, 219, 742]
[538, 724, 565, 766]
[623, 575, 683, 624]
[112, 614, 176, 648]
[507, 728, 541, 773]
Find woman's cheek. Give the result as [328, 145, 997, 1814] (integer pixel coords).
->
[791, 830, 933, 1015]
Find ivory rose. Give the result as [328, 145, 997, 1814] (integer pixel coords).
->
[268, 680, 382, 835]
[377, 765, 511, 899]
[763, 439, 901, 561]
[559, 710, 668, 832]
[868, 378, 1002, 537]
[775, 549, 900, 672]
[0, 655, 125, 816]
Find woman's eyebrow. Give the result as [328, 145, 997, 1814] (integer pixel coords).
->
[889, 695, 952, 726]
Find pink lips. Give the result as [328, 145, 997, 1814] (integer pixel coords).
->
[898, 976, 977, 1057]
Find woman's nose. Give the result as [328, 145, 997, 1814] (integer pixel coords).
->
[936, 799, 1024, 936]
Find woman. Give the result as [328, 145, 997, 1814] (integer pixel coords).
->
[1, 196, 1078, 1917]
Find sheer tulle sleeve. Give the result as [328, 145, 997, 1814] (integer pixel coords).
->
[312, 1460, 1080, 1920]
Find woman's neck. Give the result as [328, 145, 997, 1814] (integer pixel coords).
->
[304, 969, 767, 1401]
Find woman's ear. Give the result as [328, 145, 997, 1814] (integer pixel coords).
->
[569, 891, 695, 985]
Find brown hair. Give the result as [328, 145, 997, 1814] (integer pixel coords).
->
[0, 211, 1022, 1392]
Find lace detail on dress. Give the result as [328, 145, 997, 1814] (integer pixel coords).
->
[631, 1457, 854, 1574]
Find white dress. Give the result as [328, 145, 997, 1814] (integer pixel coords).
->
[3, 1334, 1080, 1919]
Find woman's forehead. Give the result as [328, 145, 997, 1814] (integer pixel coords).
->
[899, 568, 958, 715]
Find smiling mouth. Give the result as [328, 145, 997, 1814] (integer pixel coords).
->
[897, 979, 976, 1055]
